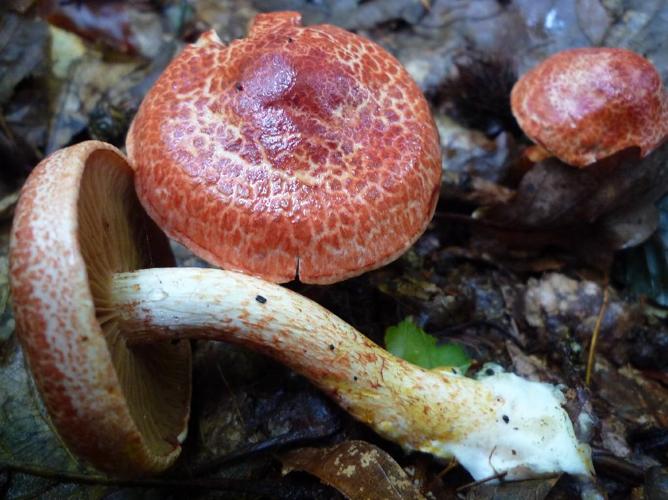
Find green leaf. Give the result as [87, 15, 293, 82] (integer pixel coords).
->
[384, 318, 471, 373]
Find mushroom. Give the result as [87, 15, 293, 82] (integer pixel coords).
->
[10, 140, 592, 480]
[126, 11, 442, 284]
[9, 141, 191, 476]
[511, 47, 668, 167]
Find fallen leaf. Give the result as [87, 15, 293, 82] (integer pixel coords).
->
[614, 195, 668, 306]
[485, 143, 668, 232]
[465, 476, 558, 500]
[281, 440, 425, 500]
[0, 334, 92, 473]
[599, 201, 660, 250]
[38, 0, 164, 57]
[185, 340, 342, 474]
[594, 359, 668, 429]
[0, 12, 49, 106]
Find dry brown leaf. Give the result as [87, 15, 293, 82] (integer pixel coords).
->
[281, 440, 425, 500]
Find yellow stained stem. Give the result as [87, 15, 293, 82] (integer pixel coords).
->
[111, 267, 593, 481]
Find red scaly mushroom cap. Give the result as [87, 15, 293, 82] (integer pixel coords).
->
[511, 47, 668, 167]
[9, 141, 191, 476]
[127, 11, 441, 284]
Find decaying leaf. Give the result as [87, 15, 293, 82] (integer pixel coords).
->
[0, 11, 49, 105]
[187, 340, 342, 473]
[280, 440, 425, 500]
[615, 196, 668, 306]
[0, 217, 100, 498]
[599, 201, 660, 250]
[0, 336, 91, 473]
[594, 359, 668, 429]
[482, 144, 668, 243]
[465, 476, 558, 500]
[38, 0, 165, 58]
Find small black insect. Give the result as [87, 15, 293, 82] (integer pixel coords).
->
[255, 295, 267, 304]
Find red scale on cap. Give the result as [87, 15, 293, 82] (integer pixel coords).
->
[127, 11, 441, 283]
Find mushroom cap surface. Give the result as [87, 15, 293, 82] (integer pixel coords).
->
[9, 141, 192, 476]
[127, 11, 442, 284]
[511, 47, 668, 167]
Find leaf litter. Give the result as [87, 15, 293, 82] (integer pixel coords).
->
[1, 1, 668, 498]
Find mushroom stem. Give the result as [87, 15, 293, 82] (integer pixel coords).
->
[111, 267, 592, 481]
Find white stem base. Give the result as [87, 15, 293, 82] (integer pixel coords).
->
[111, 267, 593, 480]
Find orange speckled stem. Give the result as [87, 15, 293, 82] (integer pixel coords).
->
[111, 268, 592, 481]
[112, 267, 488, 454]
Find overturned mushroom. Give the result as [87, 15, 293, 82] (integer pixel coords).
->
[511, 47, 668, 167]
[126, 11, 442, 284]
[10, 142, 592, 480]
[9, 141, 191, 476]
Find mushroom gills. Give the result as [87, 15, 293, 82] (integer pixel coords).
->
[77, 151, 191, 456]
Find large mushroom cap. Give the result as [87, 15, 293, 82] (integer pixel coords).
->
[9, 141, 191, 476]
[127, 11, 441, 284]
[511, 47, 668, 167]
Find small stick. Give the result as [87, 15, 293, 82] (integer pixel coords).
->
[585, 276, 610, 385]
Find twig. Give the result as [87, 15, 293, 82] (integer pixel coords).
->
[455, 470, 508, 492]
[435, 458, 459, 479]
[585, 276, 610, 385]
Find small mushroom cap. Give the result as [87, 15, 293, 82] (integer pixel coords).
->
[9, 141, 191, 476]
[511, 47, 668, 167]
[127, 11, 441, 284]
